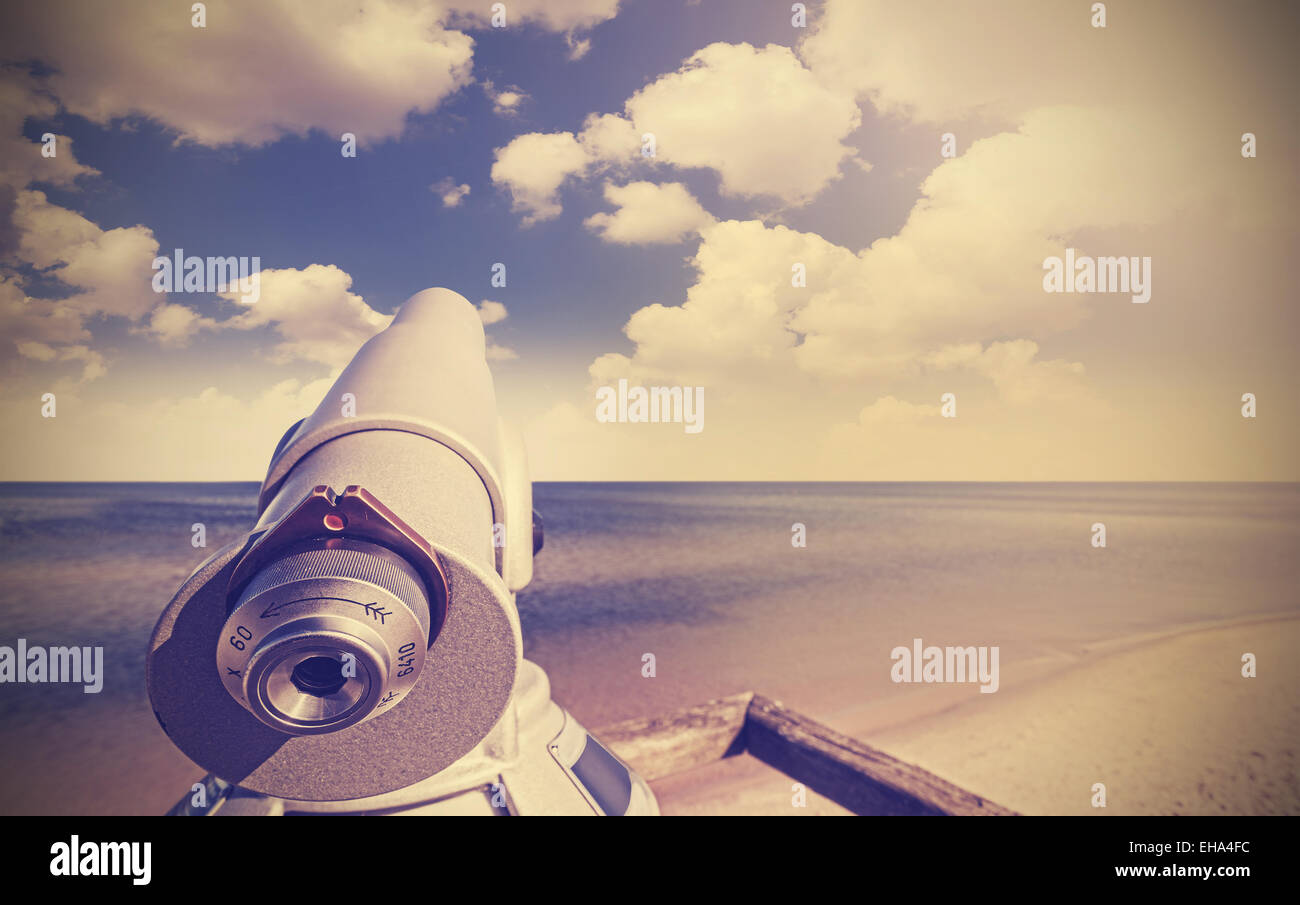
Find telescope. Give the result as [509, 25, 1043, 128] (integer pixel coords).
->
[146, 288, 659, 815]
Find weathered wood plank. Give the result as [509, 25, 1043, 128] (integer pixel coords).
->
[594, 692, 753, 782]
[744, 695, 1017, 816]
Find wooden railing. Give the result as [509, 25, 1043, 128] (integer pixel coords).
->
[596, 692, 1017, 816]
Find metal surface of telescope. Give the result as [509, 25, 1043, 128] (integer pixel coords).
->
[146, 287, 658, 815]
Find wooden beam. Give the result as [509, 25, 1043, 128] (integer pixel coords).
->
[594, 692, 753, 782]
[744, 695, 1017, 816]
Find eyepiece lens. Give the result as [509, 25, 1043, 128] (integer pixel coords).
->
[291, 655, 348, 697]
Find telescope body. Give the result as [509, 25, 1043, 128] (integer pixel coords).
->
[147, 288, 657, 815]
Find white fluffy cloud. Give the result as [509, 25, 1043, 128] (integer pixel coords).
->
[0, 2, 481, 147]
[584, 181, 713, 244]
[489, 114, 642, 224]
[589, 219, 844, 388]
[921, 340, 1093, 409]
[212, 266, 515, 372]
[15, 195, 159, 319]
[477, 299, 508, 326]
[2, 190, 161, 382]
[1, 1, 622, 149]
[622, 42, 861, 203]
[218, 264, 391, 369]
[22, 213, 160, 321]
[491, 42, 863, 222]
[140, 303, 220, 347]
[490, 130, 592, 224]
[482, 81, 529, 117]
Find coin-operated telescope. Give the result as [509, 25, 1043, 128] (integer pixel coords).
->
[147, 288, 657, 815]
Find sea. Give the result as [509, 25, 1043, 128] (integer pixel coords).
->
[0, 481, 1296, 814]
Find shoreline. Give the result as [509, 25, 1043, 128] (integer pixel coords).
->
[813, 611, 1300, 741]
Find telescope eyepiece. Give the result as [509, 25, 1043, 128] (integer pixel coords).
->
[149, 291, 530, 801]
[217, 538, 432, 736]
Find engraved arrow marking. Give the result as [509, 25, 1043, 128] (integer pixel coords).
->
[261, 596, 391, 624]
[362, 603, 392, 624]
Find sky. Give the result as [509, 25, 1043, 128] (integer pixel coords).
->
[0, 0, 1297, 481]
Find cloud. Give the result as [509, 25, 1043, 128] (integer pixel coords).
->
[921, 340, 1093, 408]
[0, 72, 156, 382]
[0, 275, 88, 352]
[490, 130, 592, 224]
[475, 299, 517, 359]
[139, 302, 220, 347]
[0, 76, 99, 191]
[0, 1, 477, 148]
[1, 1, 629, 150]
[477, 299, 508, 325]
[491, 42, 863, 222]
[431, 177, 471, 207]
[584, 181, 713, 245]
[587, 219, 844, 389]
[12, 189, 161, 320]
[621, 43, 861, 203]
[13, 190, 106, 267]
[490, 112, 647, 224]
[576, 112, 641, 161]
[15, 340, 105, 382]
[565, 34, 593, 61]
[218, 264, 391, 369]
[450, 0, 620, 33]
[482, 80, 529, 117]
[799, 0, 1293, 129]
[493, 90, 525, 114]
[0, 188, 160, 383]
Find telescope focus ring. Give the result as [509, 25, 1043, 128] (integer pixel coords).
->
[216, 538, 432, 736]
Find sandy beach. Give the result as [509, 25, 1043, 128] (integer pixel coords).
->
[651, 616, 1299, 815]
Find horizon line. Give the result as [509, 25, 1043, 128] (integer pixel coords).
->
[0, 479, 1296, 486]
